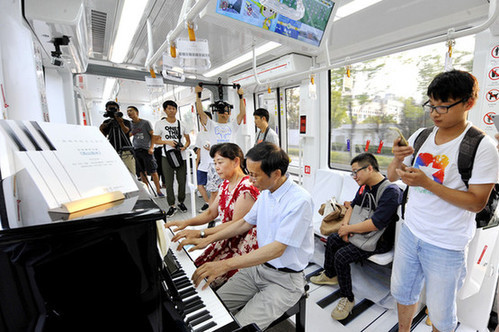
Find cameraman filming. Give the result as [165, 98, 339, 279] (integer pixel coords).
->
[99, 101, 136, 175]
[195, 84, 245, 201]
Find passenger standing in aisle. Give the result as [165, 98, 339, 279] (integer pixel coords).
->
[253, 108, 279, 146]
[195, 111, 213, 211]
[127, 106, 163, 197]
[99, 101, 136, 175]
[154, 100, 191, 217]
[387, 70, 499, 332]
[195, 85, 245, 200]
[187, 142, 314, 331]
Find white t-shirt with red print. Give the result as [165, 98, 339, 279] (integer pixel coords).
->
[403, 122, 499, 250]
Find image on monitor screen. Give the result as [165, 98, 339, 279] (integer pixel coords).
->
[216, 0, 335, 47]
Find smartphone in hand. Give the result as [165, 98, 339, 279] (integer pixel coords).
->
[389, 127, 409, 146]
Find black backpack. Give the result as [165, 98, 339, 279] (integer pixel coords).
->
[404, 125, 498, 228]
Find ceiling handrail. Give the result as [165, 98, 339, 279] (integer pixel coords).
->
[145, 0, 210, 70]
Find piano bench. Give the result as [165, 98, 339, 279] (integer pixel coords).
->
[267, 284, 309, 332]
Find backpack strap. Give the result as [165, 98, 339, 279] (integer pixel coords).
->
[458, 126, 485, 188]
[410, 127, 434, 166]
[177, 120, 182, 143]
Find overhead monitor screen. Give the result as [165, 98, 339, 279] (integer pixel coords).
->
[216, 0, 335, 47]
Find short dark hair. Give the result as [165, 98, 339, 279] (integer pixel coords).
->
[209, 143, 245, 171]
[350, 152, 380, 172]
[105, 101, 119, 109]
[427, 70, 478, 102]
[253, 108, 270, 122]
[163, 100, 178, 110]
[245, 142, 288, 177]
[127, 106, 139, 113]
[204, 111, 212, 120]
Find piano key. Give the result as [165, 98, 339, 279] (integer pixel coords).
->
[183, 295, 202, 307]
[193, 321, 217, 332]
[190, 313, 213, 327]
[184, 302, 205, 315]
[186, 309, 210, 324]
[165, 230, 237, 332]
[179, 287, 197, 298]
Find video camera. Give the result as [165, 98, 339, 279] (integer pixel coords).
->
[103, 106, 123, 118]
[209, 100, 233, 114]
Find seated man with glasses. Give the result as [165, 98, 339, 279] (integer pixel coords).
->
[387, 70, 498, 332]
[311, 152, 402, 321]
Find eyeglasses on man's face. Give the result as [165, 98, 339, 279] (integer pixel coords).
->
[350, 166, 368, 178]
[422, 98, 468, 114]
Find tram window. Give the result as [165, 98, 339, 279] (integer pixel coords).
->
[179, 104, 197, 133]
[285, 87, 300, 164]
[328, 36, 475, 172]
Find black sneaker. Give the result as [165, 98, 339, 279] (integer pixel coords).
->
[166, 206, 177, 217]
[178, 203, 188, 213]
[198, 203, 209, 213]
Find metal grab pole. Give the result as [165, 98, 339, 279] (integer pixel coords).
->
[185, 149, 198, 218]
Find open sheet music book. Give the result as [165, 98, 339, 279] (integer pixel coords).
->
[0, 120, 138, 225]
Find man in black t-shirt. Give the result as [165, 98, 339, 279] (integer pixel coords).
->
[99, 101, 135, 174]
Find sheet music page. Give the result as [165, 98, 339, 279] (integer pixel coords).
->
[37, 121, 138, 200]
[0, 120, 138, 210]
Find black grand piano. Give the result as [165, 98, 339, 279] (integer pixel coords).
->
[0, 197, 251, 332]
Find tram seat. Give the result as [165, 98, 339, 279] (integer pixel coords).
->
[311, 169, 404, 266]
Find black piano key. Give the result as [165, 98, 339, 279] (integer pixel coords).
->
[175, 279, 192, 289]
[171, 269, 185, 278]
[193, 321, 217, 332]
[185, 297, 204, 310]
[173, 276, 190, 285]
[186, 310, 210, 324]
[179, 287, 197, 298]
[184, 302, 205, 315]
[190, 314, 213, 327]
[184, 295, 201, 307]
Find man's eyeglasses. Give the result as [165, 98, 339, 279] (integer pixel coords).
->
[350, 166, 368, 178]
[422, 98, 468, 114]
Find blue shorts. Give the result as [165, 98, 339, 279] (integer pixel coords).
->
[197, 170, 208, 186]
[391, 223, 466, 332]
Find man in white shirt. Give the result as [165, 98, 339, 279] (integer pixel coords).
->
[154, 100, 191, 217]
[195, 85, 246, 198]
[387, 70, 499, 332]
[253, 108, 279, 146]
[180, 142, 314, 330]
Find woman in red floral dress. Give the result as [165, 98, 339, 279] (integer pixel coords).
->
[166, 143, 259, 288]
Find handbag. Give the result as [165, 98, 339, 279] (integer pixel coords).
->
[164, 120, 183, 169]
[319, 197, 348, 235]
[349, 180, 391, 252]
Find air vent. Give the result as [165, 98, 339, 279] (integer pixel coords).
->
[90, 10, 106, 54]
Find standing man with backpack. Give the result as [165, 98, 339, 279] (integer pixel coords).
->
[154, 100, 191, 217]
[387, 70, 499, 332]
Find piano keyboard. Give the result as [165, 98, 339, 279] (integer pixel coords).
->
[164, 229, 239, 332]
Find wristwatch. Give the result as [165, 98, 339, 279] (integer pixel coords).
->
[200, 230, 205, 238]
